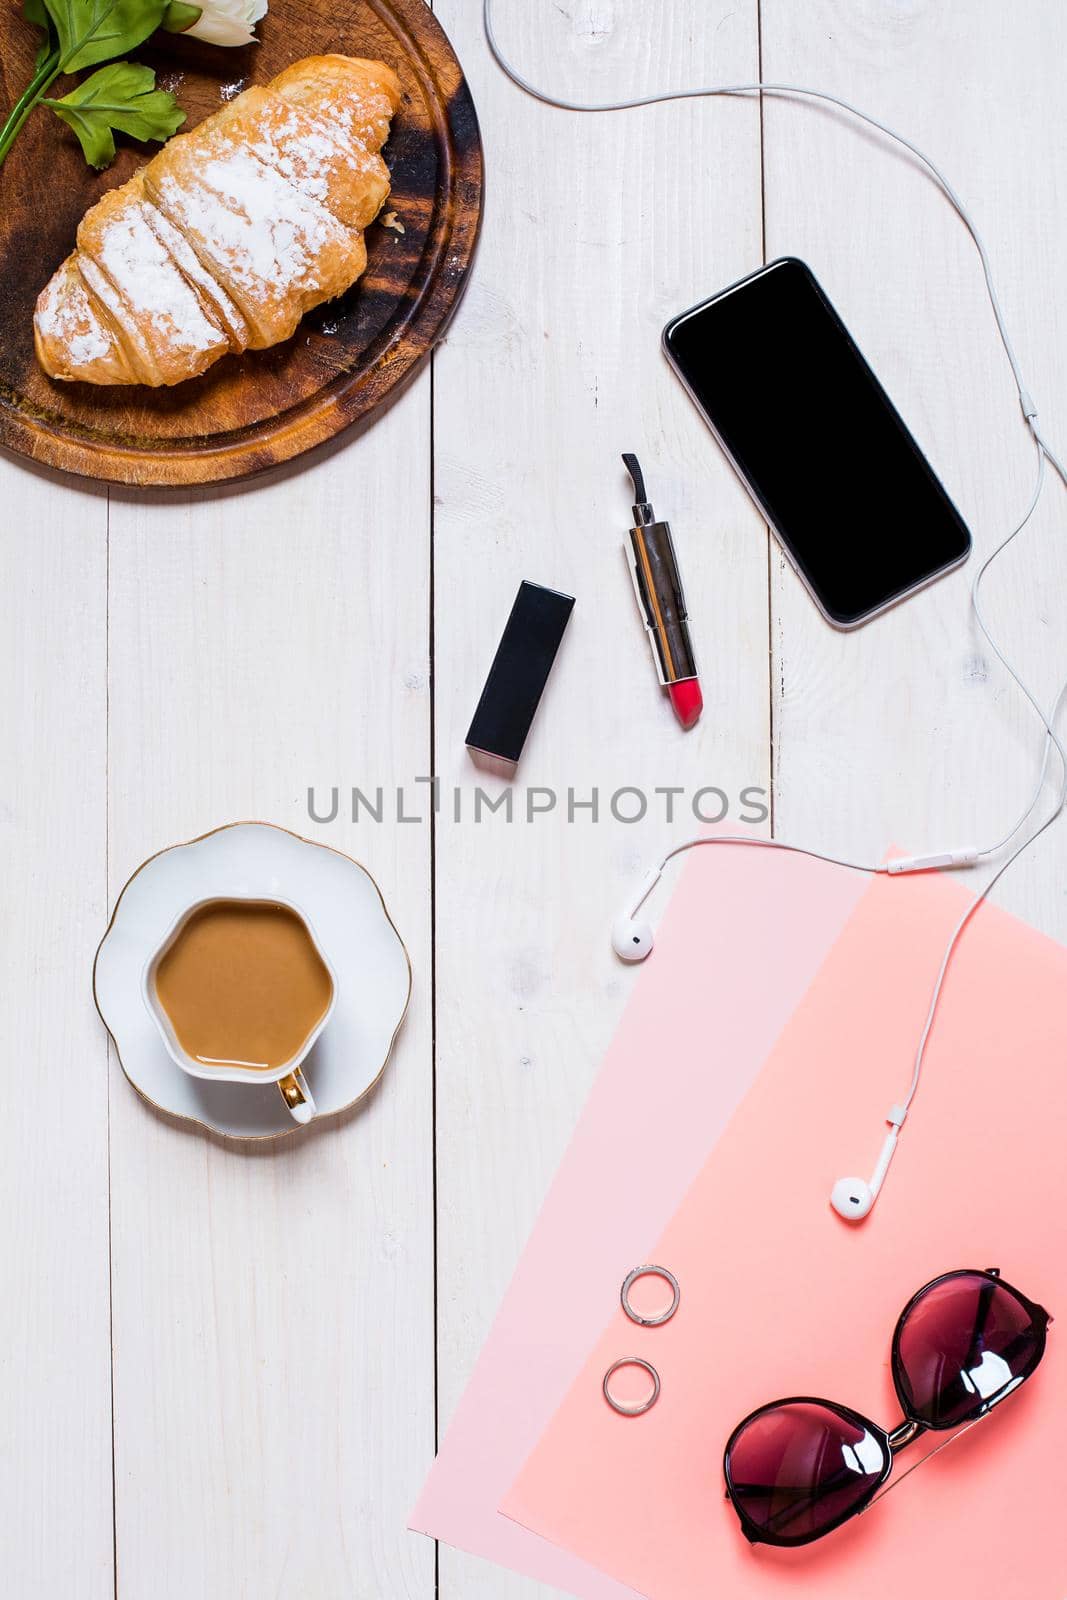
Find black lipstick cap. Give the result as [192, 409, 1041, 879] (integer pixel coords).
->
[465, 581, 575, 765]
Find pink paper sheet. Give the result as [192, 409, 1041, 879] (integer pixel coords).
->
[412, 844, 868, 1595]
[505, 868, 1067, 1600]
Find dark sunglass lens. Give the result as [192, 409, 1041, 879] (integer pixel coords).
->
[894, 1272, 1048, 1429]
[725, 1402, 889, 1545]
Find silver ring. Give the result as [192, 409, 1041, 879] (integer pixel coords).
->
[621, 1264, 680, 1327]
[602, 1357, 661, 1417]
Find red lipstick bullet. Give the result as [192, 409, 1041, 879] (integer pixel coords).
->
[623, 453, 703, 730]
[668, 676, 703, 730]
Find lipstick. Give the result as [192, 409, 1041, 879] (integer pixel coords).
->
[622, 453, 703, 730]
[466, 580, 575, 768]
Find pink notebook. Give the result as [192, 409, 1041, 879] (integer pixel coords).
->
[412, 843, 868, 1593]
[504, 866, 1067, 1600]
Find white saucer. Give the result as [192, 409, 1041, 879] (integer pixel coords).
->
[94, 823, 412, 1140]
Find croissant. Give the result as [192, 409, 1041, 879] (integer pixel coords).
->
[34, 55, 402, 387]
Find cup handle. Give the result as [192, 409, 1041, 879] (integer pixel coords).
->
[277, 1067, 316, 1124]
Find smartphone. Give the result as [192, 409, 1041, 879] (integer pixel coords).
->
[663, 257, 971, 628]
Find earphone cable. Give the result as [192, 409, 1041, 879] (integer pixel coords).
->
[485, 0, 1067, 1126]
[971, 439, 1066, 858]
[657, 835, 889, 893]
[483, 0, 1067, 869]
[906, 745, 1067, 1110]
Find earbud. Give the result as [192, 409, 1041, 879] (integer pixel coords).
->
[610, 848, 919, 1220]
[830, 1110, 905, 1222]
[611, 915, 654, 961]
[610, 866, 663, 962]
[830, 1174, 876, 1221]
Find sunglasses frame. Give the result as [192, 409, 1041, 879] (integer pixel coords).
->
[889, 1268, 1048, 1430]
[723, 1268, 1050, 1549]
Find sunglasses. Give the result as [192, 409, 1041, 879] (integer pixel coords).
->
[723, 1268, 1050, 1547]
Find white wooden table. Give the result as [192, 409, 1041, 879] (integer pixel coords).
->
[5, 3, 1067, 1595]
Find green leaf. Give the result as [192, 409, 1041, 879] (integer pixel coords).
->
[23, 0, 59, 67]
[161, 0, 201, 31]
[43, 61, 185, 168]
[43, 0, 169, 73]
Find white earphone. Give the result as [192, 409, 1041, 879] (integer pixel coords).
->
[610, 867, 661, 962]
[610, 817, 1065, 1222]
[829, 1108, 904, 1222]
[486, 0, 1067, 1222]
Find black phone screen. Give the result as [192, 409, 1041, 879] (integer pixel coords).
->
[663, 258, 971, 626]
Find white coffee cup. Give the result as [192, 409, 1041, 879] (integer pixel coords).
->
[141, 894, 336, 1124]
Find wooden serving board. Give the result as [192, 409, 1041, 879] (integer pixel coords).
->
[0, 0, 482, 485]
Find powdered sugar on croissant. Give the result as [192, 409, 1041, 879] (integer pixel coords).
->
[34, 55, 401, 387]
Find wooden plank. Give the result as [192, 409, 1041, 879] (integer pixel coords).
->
[762, 0, 1067, 944]
[430, 3, 767, 1594]
[0, 463, 112, 1597]
[105, 380, 435, 1596]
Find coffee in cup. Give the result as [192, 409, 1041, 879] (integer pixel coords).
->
[144, 897, 335, 1123]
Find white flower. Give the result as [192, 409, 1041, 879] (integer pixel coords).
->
[184, 0, 268, 47]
